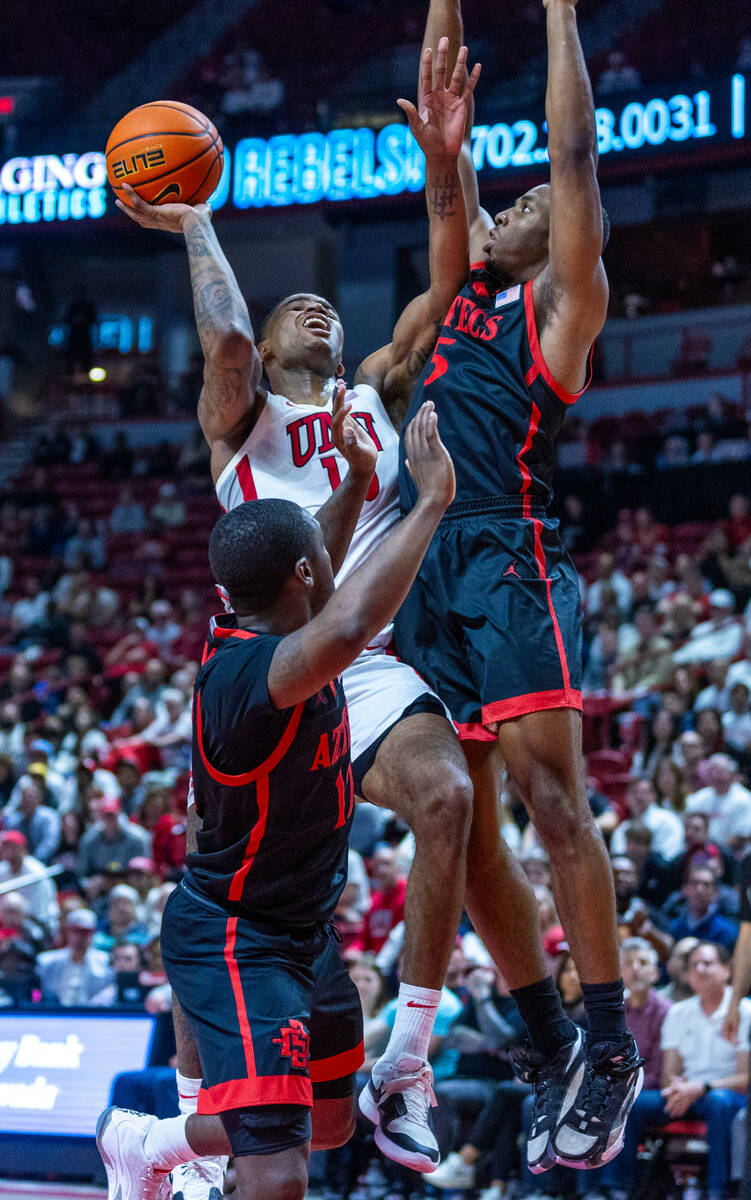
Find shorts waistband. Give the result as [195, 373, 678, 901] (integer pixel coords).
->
[442, 496, 548, 522]
[180, 878, 334, 939]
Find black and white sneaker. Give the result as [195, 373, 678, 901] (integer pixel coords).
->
[359, 1054, 440, 1173]
[553, 1034, 644, 1169]
[171, 1154, 228, 1199]
[511, 1026, 586, 1174]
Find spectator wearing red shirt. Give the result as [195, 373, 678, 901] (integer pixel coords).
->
[725, 494, 751, 549]
[353, 847, 407, 955]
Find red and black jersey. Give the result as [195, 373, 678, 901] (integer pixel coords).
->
[186, 615, 355, 927]
[399, 265, 590, 514]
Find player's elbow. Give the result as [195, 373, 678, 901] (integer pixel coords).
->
[548, 139, 597, 173]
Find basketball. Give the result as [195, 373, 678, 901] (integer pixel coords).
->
[105, 100, 223, 207]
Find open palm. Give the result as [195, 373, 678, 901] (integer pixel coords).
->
[398, 37, 481, 161]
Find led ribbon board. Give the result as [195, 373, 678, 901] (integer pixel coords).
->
[0, 74, 747, 226]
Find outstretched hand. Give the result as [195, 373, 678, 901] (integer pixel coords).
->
[331, 381, 378, 483]
[115, 182, 211, 234]
[404, 400, 455, 511]
[397, 36, 481, 162]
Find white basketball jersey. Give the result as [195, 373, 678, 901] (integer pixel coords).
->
[214, 384, 400, 643]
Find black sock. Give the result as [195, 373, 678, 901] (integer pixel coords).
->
[580, 978, 627, 1046]
[510, 977, 578, 1059]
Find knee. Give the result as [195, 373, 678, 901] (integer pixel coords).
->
[704, 1088, 739, 1114]
[411, 767, 473, 848]
[527, 780, 594, 852]
[236, 1160, 307, 1200]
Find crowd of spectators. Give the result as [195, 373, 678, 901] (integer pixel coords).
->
[0, 418, 749, 1198]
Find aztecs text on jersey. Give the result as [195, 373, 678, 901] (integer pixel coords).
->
[215, 384, 400, 588]
[399, 267, 591, 515]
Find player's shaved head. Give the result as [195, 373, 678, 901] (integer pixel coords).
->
[209, 499, 319, 615]
[261, 293, 341, 340]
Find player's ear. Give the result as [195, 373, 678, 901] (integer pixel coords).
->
[335, 362, 345, 379]
[294, 557, 314, 589]
[258, 339, 273, 366]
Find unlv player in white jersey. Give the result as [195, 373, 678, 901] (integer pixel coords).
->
[118, 41, 481, 1187]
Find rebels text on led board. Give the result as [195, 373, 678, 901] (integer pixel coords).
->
[0, 73, 747, 227]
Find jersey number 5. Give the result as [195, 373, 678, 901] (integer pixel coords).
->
[424, 337, 456, 387]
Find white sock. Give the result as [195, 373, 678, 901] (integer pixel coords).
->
[143, 1114, 199, 1172]
[176, 1071, 201, 1117]
[381, 982, 441, 1063]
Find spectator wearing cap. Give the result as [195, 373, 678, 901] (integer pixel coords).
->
[668, 864, 739, 953]
[685, 753, 751, 847]
[673, 589, 743, 664]
[75, 792, 151, 881]
[0, 831, 58, 929]
[93, 884, 149, 953]
[36, 908, 112, 1005]
[126, 857, 158, 909]
[2, 774, 60, 864]
[611, 776, 685, 860]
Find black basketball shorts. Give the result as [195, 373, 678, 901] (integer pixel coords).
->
[161, 881, 363, 1156]
[394, 505, 583, 742]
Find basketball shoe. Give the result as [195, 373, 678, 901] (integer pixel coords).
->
[552, 1034, 644, 1169]
[171, 1154, 228, 1199]
[511, 1026, 586, 1174]
[96, 1106, 170, 1200]
[359, 1054, 440, 1172]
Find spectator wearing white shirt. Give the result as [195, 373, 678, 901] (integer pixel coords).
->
[586, 552, 633, 617]
[140, 688, 192, 772]
[602, 941, 750, 1200]
[611, 777, 685, 860]
[0, 831, 59, 930]
[673, 589, 743, 665]
[10, 576, 49, 635]
[695, 659, 732, 713]
[145, 600, 182, 657]
[37, 908, 112, 1005]
[685, 754, 751, 847]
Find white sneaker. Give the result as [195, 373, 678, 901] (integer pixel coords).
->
[429, 1152, 476, 1190]
[96, 1106, 170, 1200]
[359, 1054, 440, 1172]
[171, 1154, 228, 1199]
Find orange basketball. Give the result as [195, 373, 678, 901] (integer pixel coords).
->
[105, 100, 223, 207]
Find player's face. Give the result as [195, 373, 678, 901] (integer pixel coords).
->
[484, 185, 551, 281]
[262, 294, 344, 375]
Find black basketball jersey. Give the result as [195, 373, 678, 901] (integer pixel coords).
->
[399, 265, 590, 514]
[185, 615, 354, 927]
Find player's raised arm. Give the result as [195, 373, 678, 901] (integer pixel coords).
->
[355, 39, 480, 426]
[420, 0, 493, 258]
[537, 0, 608, 387]
[116, 185, 263, 478]
[314, 381, 378, 575]
[269, 402, 455, 708]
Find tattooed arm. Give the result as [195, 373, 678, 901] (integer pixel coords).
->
[115, 185, 263, 482]
[355, 40, 480, 427]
